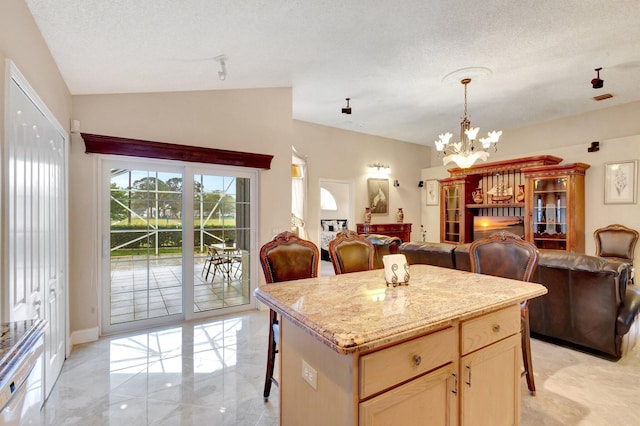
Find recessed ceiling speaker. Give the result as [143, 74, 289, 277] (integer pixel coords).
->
[342, 98, 352, 114]
[591, 67, 604, 89]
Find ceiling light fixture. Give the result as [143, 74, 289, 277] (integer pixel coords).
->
[215, 55, 227, 81]
[342, 98, 352, 114]
[591, 67, 603, 89]
[435, 77, 502, 169]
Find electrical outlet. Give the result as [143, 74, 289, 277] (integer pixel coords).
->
[301, 359, 317, 390]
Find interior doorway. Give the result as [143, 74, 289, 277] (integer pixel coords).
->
[318, 179, 354, 275]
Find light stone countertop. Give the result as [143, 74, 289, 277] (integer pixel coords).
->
[254, 264, 547, 354]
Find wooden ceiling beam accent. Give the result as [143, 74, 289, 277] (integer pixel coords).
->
[81, 133, 273, 170]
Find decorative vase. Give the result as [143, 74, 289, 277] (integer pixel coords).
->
[516, 184, 525, 203]
[364, 207, 372, 225]
[472, 188, 483, 204]
[396, 208, 404, 223]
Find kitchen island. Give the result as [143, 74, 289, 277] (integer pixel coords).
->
[254, 264, 547, 426]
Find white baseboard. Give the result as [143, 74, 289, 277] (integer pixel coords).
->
[70, 326, 99, 346]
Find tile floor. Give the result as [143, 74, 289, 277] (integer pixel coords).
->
[40, 261, 640, 425]
[109, 253, 251, 325]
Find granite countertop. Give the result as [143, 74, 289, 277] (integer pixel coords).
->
[254, 264, 547, 354]
[0, 319, 47, 385]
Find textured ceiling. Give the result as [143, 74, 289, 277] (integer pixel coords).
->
[25, 0, 640, 145]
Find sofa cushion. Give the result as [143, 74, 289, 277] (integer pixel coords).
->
[399, 242, 456, 269]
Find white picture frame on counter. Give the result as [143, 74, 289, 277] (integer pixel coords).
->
[604, 160, 637, 204]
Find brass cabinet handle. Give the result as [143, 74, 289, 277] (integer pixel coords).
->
[493, 324, 501, 333]
[413, 355, 422, 366]
[466, 365, 472, 387]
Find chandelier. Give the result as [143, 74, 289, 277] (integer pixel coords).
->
[435, 78, 502, 169]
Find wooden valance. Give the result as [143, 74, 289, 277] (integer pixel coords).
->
[81, 133, 273, 170]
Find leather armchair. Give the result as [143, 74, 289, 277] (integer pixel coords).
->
[363, 234, 402, 269]
[529, 250, 640, 359]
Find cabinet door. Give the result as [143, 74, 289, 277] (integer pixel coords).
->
[530, 177, 568, 250]
[442, 185, 462, 243]
[359, 363, 458, 426]
[459, 334, 520, 426]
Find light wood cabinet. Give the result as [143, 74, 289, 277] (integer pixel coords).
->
[280, 304, 523, 425]
[522, 163, 590, 252]
[459, 304, 521, 426]
[359, 362, 458, 426]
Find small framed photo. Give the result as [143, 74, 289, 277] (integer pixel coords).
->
[425, 179, 439, 205]
[367, 178, 389, 214]
[604, 160, 638, 204]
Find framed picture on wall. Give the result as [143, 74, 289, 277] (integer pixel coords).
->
[425, 179, 439, 205]
[367, 178, 389, 214]
[604, 160, 638, 204]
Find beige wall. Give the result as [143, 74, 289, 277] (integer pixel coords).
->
[421, 102, 640, 268]
[71, 91, 431, 335]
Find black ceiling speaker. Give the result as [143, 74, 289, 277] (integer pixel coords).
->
[591, 67, 604, 89]
[342, 98, 352, 114]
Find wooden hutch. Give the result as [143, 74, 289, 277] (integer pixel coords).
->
[439, 155, 589, 252]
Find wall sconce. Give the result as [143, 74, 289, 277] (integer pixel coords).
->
[369, 162, 391, 174]
[393, 180, 400, 187]
[418, 180, 424, 187]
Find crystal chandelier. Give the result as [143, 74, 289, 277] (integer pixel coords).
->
[435, 78, 502, 169]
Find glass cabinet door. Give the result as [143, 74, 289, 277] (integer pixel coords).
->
[444, 186, 461, 243]
[532, 177, 567, 250]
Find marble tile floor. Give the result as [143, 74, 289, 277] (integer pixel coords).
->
[40, 308, 639, 425]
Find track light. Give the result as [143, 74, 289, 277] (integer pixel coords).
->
[215, 55, 227, 81]
[342, 98, 352, 114]
[591, 67, 603, 89]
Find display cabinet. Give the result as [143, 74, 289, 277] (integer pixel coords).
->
[439, 176, 480, 244]
[522, 163, 589, 252]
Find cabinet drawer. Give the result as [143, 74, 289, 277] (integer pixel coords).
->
[359, 326, 458, 399]
[461, 304, 520, 355]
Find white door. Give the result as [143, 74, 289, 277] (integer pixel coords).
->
[5, 61, 68, 398]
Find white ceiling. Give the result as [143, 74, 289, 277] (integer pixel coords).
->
[25, 0, 640, 146]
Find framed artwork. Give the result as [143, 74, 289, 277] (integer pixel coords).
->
[367, 178, 389, 214]
[604, 160, 638, 204]
[425, 179, 439, 205]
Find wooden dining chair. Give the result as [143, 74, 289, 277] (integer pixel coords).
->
[469, 231, 540, 395]
[259, 231, 319, 401]
[328, 229, 375, 274]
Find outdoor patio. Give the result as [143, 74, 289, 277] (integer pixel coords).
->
[109, 253, 251, 325]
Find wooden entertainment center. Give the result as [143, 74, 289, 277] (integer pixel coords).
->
[439, 156, 589, 252]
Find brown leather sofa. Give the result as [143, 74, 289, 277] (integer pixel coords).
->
[529, 251, 640, 359]
[398, 241, 457, 269]
[363, 234, 402, 269]
[397, 241, 640, 359]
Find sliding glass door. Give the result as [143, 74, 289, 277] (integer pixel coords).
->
[102, 159, 256, 334]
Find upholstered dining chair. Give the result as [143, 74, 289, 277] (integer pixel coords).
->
[469, 231, 540, 395]
[328, 229, 375, 275]
[259, 231, 319, 402]
[594, 224, 639, 283]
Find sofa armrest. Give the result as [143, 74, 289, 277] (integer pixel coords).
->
[617, 285, 640, 336]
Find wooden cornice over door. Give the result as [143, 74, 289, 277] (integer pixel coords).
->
[81, 133, 273, 169]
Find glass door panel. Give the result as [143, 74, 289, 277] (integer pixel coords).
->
[532, 177, 567, 250]
[194, 174, 252, 314]
[109, 168, 184, 327]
